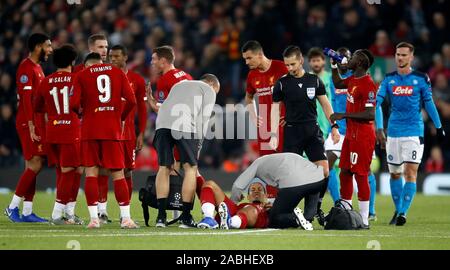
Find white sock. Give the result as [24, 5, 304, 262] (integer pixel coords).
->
[98, 202, 108, 215]
[201, 203, 215, 218]
[52, 202, 65, 220]
[65, 201, 76, 216]
[230, 215, 242, 229]
[359, 200, 370, 225]
[120, 205, 130, 219]
[343, 199, 353, 210]
[22, 201, 33, 216]
[9, 195, 22, 209]
[88, 205, 99, 219]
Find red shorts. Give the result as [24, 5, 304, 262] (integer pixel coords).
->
[82, 140, 124, 169]
[340, 136, 375, 175]
[47, 143, 81, 168]
[17, 126, 46, 160]
[123, 140, 136, 169]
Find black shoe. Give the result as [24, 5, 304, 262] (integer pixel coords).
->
[155, 216, 167, 228]
[316, 209, 325, 226]
[396, 213, 406, 226]
[389, 211, 398, 225]
[179, 214, 197, 228]
[98, 213, 112, 224]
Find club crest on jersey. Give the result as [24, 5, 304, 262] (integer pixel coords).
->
[20, 75, 28, 84]
[306, 87, 315, 99]
[392, 86, 413, 96]
[368, 91, 376, 103]
[158, 91, 165, 99]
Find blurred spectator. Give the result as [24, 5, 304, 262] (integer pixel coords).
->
[429, 12, 449, 54]
[428, 54, 450, 82]
[369, 30, 395, 57]
[442, 43, 450, 68]
[0, 104, 18, 167]
[425, 146, 444, 173]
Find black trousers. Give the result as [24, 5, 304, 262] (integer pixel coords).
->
[268, 179, 326, 229]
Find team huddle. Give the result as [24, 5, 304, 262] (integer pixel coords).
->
[4, 32, 445, 230]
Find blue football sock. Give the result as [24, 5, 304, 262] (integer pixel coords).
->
[328, 168, 340, 203]
[368, 173, 376, 215]
[399, 182, 416, 215]
[390, 177, 404, 212]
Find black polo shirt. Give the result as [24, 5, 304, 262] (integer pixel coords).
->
[273, 72, 326, 124]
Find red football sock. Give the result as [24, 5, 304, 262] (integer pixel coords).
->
[339, 170, 353, 201]
[196, 175, 206, 199]
[355, 174, 370, 201]
[125, 176, 133, 200]
[56, 170, 75, 204]
[98, 175, 109, 203]
[113, 178, 130, 206]
[85, 176, 99, 206]
[15, 168, 37, 198]
[70, 171, 82, 202]
[237, 213, 248, 229]
[200, 186, 215, 205]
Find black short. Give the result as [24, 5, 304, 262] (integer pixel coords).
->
[153, 129, 199, 166]
[283, 122, 326, 162]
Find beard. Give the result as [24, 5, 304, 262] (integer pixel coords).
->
[312, 66, 324, 74]
[38, 48, 47, 62]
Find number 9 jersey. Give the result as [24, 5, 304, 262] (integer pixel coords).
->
[72, 63, 136, 141]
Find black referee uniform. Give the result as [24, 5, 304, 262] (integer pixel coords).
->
[273, 73, 327, 162]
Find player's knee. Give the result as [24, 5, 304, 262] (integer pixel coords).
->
[27, 156, 43, 173]
[390, 173, 402, 180]
[60, 167, 75, 173]
[158, 166, 171, 175]
[203, 180, 218, 191]
[404, 170, 417, 182]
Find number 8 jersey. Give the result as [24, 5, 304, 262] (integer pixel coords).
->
[73, 63, 136, 140]
[34, 71, 80, 144]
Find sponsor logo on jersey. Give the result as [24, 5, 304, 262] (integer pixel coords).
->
[256, 87, 272, 96]
[392, 86, 413, 96]
[53, 120, 72, 125]
[306, 87, 315, 99]
[335, 88, 347, 95]
[20, 75, 28, 84]
[95, 106, 115, 112]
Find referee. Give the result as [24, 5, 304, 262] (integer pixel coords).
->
[270, 45, 340, 223]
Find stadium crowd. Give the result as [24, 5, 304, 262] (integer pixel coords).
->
[0, 0, 449, 171]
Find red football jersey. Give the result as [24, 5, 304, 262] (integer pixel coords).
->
[123, 70, 147, 141]
[72, 64, 84, 74]
[342, 74, 377, 139]
[72, 63, 137, 140]
[33, 71, 80, 144]
[15, 58, 46, 130]
[155, 68, 192, 103]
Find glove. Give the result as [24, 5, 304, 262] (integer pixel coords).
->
[436, 127, 446, 143]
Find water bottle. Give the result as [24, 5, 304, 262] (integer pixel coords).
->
[323, 48, 348, 64]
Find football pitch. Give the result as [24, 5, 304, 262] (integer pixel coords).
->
[1, 192, 449, 250]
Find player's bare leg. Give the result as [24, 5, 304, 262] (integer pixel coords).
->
[85, 166, 100, 228]
[396, 163, 419, 226]
[155, 165, 171, 227]
[50, 166, 75, 225]
[97, 167, 110, 223]
[6, 155, 46, 223]
[179, 163, 197, 228]
[111, 169, 138, 229]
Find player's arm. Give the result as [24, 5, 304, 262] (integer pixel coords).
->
[421, 75, 445, 140]
[32, 82, 45, 113]
[269, 80, 284, 149]
[331, 63, 347, 89]
[245, 79, 262, 127]
[375, 78, 388, 148]
[231, 160, 259, 203]
[147, 83, 160, 113]
[121, 73, 137, 121]
[17, 69, 35, 128]
[136, 77, 148, 151]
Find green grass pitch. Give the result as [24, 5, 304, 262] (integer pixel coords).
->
[1, 192, 449, 250]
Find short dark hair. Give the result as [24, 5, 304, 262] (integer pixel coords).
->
[27, 33, 50, 52]
[83, 52, 102, 64]
[307, 47, 325, 60]
[88, 34, 107, 47]
[154, 45, 175, 64]
[283, 45, 302, 59]
[200, 73, 220, 88]
[354, 49, 374, 70]
[53, 44, 78, 68]
[396, 42, 415, 53]
[241, 40, 263, 54]
[111, 44, 128, 56]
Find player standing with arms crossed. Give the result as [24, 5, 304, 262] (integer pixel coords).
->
[375, 42, 445, 226]
[330, 49, 377, 228]
[109, 45, 148, 201]
[72, 52, 137, 228]
[5, 33, 52, 223]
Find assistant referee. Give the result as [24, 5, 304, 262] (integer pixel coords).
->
[269, 45, 339, 223]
